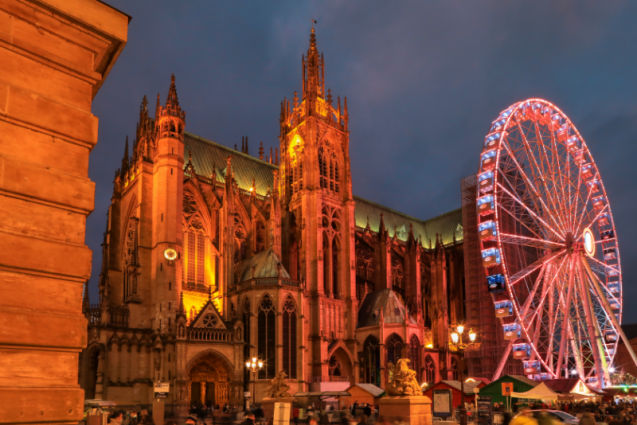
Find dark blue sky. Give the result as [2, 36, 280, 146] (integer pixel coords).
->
[91, 1, 637, 321]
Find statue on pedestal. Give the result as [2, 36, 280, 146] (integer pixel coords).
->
[267, 370, 292, 398]
[386, 358, 422, 396]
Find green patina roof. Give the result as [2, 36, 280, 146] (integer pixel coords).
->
[357, 289, 416, 328]
[185, 132, 276, 197]
[236, 248, 290, 282]
[354, 196, 463, 247]
[184, 132, 462, 246]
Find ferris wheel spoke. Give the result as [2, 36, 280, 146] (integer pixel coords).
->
[586, 255, 620, 277]
[555, 257, 578, 377]
[497, 196, 550, 242]
[519, 259, 565, 335]
[510, 124, 568, 235]
[576, 204, 609, 239]
[575, 258, 610, 386]
[499, 233, 564, 249]
[518, 254, 567, 321]
[500, 136, 566, 236]
[515, 120, 562, 227]
[497, 182, 565, 241]
[497, 162, 549, 232]
[517, 259, 549, 320]
[573, 180, 603, 238]
[514, 122, 560, 220]
[581, 257, 621, 306]
[508, 250, 564, 287]
[535, 120, 571, 232]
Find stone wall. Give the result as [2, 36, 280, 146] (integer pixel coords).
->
[0, 1, 127, 423]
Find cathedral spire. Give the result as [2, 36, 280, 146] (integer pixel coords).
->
[166, 74, 181, 114]
[302, 24, 325, 105]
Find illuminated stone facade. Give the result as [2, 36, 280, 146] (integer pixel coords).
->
[80, 28, 466, 413]
[0, 0, 127, 423]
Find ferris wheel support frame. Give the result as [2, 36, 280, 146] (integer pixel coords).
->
[583, 259, 637, 371]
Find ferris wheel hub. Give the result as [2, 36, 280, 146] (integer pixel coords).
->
[565, 232, 575, 252]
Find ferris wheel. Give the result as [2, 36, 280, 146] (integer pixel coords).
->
[476, 98, 633, 389]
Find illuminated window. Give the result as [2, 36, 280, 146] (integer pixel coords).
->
[282, 296, 297, 378]
[184, 216, 215, 291]
[258, 294, 276, 379]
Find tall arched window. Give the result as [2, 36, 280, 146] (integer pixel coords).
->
[360, 336, 380, 385]
[123, 217, 139, 301]
[386, 334, 404, 365]
[319, 148, 327, 189]
[323, 233, 330, 295]
[408, 335, 421, 379]
[282, 296, 297, 378]
[258, 295, 275, 378]
[424, 355, 435, 384]
[332, 237, 340, 299]
[185, 220, 207, 289]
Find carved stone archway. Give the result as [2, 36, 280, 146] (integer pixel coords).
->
[187, 351, 232, 408]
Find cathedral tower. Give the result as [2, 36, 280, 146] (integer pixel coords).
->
[151, 75, 186, 333]
[279, 26, 357, 380]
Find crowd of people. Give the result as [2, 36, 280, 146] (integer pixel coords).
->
[99, 398, 637, 425]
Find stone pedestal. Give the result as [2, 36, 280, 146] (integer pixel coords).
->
[261, 397, 295, 420]
[378, 396, 432, 425]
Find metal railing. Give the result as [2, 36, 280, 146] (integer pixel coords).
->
[86, 305, 129, 328]
[187, 327, 233, 343]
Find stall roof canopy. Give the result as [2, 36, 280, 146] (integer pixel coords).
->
[478, 375, 537, 404]
[294, 391, 350, 398]
[440, 380, 483, 395]
[346, 383, 385, 398]
[511, 382, 559, 401]
[544, 379, 600, 397]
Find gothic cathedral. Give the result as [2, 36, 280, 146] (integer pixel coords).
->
[80, 28, 466, 413]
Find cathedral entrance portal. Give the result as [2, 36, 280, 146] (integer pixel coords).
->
[188, 352, 230, 408]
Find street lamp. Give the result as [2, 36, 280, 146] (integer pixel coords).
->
[245, 357, 264, 409]
[449, 325, 478, 425]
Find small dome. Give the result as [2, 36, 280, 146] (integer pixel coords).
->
[357, 289, 415, 328]
[237, 248, 290, 282]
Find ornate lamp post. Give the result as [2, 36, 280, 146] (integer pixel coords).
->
[449, 325, 478, 425]
[245, 357, 264, 409]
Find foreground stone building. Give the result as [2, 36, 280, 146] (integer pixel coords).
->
[0, 0, 128, 423]
[80, 28, 466, 413]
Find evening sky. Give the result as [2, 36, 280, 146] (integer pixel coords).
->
[91, 1, 637, 322]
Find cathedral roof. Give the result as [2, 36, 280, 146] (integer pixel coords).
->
[357, 289, 416, 328]
[354, 196, 463, 247]
[184, 132, 462, 247]
[236, 248, 290, 282]
[184, 132, 276, 196]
